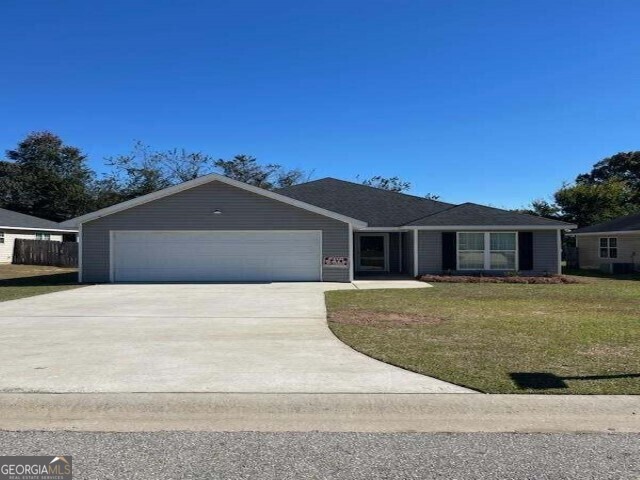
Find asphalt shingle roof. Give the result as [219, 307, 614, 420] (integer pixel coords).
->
[276, 178, 455, 227]
[0, 207, 69, 230]
[404, 203, 573, 227]
[276, 178, 574, 228]
[571, 212, 640, 234]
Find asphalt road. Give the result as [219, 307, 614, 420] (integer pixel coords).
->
[0, 432, 637, 479]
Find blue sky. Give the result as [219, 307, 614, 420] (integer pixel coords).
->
[1, 1, 639, 208]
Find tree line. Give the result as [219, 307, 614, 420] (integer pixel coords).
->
[0, 131, 638, 226]
[0, 131, 420, 222]
[517, 151, 640, 226]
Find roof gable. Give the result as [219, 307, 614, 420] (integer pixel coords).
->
[276, 178, 454, 227]
[571, 212, 640, 234]
[61, 174, 367, 228]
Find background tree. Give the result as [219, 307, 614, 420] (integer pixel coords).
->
[214, 154, 308, 189]
[554, 179, 636, 226]
[514, 199, 563, 220]
[360, 175, 411, 192]
[102, 142, 216, 202]
[576, 151, 640, 200]
[0, 131, 95, 221]
[521, 151, 640, 226]
[100, 148, 309, 205]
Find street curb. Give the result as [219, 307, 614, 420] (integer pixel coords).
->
[0, 393, 637, 433]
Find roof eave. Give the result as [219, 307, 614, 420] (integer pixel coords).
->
[0, 225, 78, 233]
[569, 229, 640, 236]
[405, 224, 577, 230]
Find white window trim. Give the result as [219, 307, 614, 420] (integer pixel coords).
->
[35, 232, 51, 240]
[355, 232, 390, 272]
[0, 231, 4, 244]
[598, 237, 618, 259]
[456, 232, 519, 271]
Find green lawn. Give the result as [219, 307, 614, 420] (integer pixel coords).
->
[326, 275, 640, 394]
[0, 265, 82, 302]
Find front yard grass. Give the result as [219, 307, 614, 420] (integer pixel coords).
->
[0, 265, 81, 302]
[326, 276, 640, 394]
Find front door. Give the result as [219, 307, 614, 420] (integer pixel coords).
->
[357, 234, 388, 271]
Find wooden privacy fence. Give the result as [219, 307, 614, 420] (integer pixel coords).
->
[12, 239, 78, 267]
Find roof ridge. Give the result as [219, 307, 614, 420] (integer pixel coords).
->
[464, 202, 571, 224]
[281, 177, 454, 207]
[402, 201, 574, 227]
[400, 202, 463, 226]
[275, 177, 331, 190]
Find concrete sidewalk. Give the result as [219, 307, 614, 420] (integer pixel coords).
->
[0, 393, 637, 433]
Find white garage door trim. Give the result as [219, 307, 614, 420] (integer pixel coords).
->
[109, 230, 323, 283]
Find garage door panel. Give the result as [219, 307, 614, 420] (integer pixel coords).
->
[112, 231, 321, 282]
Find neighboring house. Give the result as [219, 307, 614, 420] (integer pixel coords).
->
[0, 208, 78, 263]
[569, 212, 640, 272]
[62, 175, 575, 283]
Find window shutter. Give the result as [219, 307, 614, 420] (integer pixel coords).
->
[518, 232, 534, 271]
[442, 232, 457, 270]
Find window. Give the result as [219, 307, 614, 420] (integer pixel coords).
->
[599, 237, 617, 259]
[458, 232, 517, 270]
[35, 232, 50, 241]
[458, 233, 485, 269]
[0, 231, 4, 244]
[490, 232, 517, 269]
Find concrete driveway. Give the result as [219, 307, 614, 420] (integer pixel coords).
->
[0, 283, 472, 393]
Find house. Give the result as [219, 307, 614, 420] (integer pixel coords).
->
[0, 208, 78, 263]
[61, 175, 575, 283]
[569, 212, 640, 273]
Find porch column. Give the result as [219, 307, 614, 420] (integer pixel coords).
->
[348, 224, 354, 282]
[557, 229, 562, 275]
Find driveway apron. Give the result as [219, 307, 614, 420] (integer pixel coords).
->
[0, 283, 472, 393]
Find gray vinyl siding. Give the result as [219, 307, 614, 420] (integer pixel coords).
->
[416, 229, 560, 275]
[82, 180, 350, 282]
[530, 230, 560, 275]
[418, 231, 441, 274]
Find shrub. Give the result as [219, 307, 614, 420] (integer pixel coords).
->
[418, 274, 582, 284]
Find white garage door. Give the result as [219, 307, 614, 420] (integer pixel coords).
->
[111, 231, 322, 282]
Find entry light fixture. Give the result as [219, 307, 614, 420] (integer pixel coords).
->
[212, 209, 223, 215]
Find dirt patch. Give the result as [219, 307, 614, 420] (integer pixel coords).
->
[328, 309, 445, 327]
